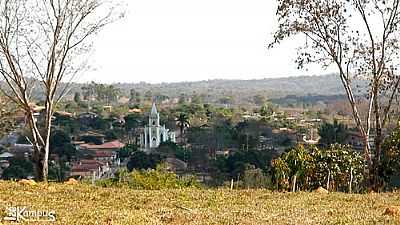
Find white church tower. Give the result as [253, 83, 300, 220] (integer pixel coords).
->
[140, 101, 176, 151]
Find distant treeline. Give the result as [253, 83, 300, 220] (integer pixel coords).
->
[271, 95, 347, 107]
[12, 74, 367, 106]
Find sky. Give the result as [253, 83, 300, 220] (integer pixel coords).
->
[82, 0, 334, 84]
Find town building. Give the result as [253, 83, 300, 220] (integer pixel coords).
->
[70, 159, 110, 179]
[78, 140, 123, 165]
[139, 102, 176, 151]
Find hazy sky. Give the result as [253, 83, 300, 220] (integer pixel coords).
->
[83, 0, 334, 84]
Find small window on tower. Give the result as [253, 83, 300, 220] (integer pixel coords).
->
[152, 121, 155, 126]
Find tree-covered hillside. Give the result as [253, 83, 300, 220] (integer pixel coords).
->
[114, 74, 346, 100]
[25, 74, 365, 107]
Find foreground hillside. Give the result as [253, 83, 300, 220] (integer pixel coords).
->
[0, 182, 399, 225]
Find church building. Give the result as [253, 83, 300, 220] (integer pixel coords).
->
[140, 102, 176, 151]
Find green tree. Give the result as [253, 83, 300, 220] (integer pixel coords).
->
[135, 92, 142, 105]
[0, 1, 120, 181]
[144, 90, 153, 102]
[118, 144, 138, 160]
[110, 164, 200, 190]
[217, 149, 274, 180]
[48, 161, 70, 182]
[127, 151, 164, 171]
[271, 157, 290, 190]
[0, 96, 16, 137]
[176, 113, 190, 139]
[272, 145, 365, 192]
[283, 145, 311, 192]
[309, 145, 365, 192]
[105, 130, 118, 140]
[270, 0, 400, 188]
[157, 141, 192, 162]
[74, 92, 81, 104]
[253, 94, 267, 106]
[2, 159, 34, 180]
[219, 96, 234, 107]
[124, 113, 143, 132]
[82, 82, 97, 101]
[104, 85, 121, 104]
[129, 89, 136, 103]
[242, 164, 270, 189]
[50, 130, 71, 148]
[318, 120, 348, 146]
[178, 93, 186, 104]
[50, 130, 76, 161]
[260, 103, 275, 119]
[380, 127, 400, 188]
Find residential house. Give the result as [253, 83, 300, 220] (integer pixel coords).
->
[0, 152, 14, 160]
[78, 112, 100, 128]
[91, 151, 116, 163]
[0, 152, 14, 170]
[80, 140, 125, 152]
[70, 159, 110, 179]
[9, 144, 33, 159]
[79, 140, 125, 165]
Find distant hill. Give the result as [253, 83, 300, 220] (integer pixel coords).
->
[104, 74, 352, 106]
[113, 74, 346, 100]
[25, 74, 357, 106]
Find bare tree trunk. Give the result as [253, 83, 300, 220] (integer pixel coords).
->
[33, 147, 42, 181]
[292, 174, 297, 192]
[349, 167, 353, 194]
[41, 99, 55, 182]
[271, 0, 400, 190]
[0, 0, 120, 182]
[326, 169, 331, 191]
[337, 66, 372, 167]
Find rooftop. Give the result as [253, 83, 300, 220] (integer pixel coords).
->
[80, 140, 125, 150]
[0, 152, 14, 158]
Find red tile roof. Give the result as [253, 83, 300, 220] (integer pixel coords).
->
[80, 140, 125, 150]
[93, 151, 114, 158]
[71, 164, 100, 172]
[80, 159, 105, 164]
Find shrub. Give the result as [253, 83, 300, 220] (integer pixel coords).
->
[380, 127, 400, 188]
[95, 164, 200, 190]
[2, 159, 34, 180]
[95, 178, 119, 188]
[127, 151, 164, 171]
[242, 165, 272, 189]
[128, 164, 199, 190]
[272, 144, 365, 192]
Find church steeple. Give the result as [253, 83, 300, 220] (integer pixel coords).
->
[149, 100, 160, 127]
[150, 100, 158, 115]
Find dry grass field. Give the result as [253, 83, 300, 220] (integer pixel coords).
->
[0, 181, 400, 225]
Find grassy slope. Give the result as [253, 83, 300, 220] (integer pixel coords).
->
[0, 182, 399, 225]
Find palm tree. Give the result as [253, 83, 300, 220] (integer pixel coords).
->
[176, 113, 190, 142]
